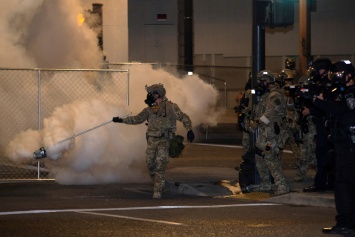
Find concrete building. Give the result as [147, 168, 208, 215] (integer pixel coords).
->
[81, 0, 355, 91]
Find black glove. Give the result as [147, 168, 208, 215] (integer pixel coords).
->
[187, 130, 195, 142]
[112, 117, 123, 123]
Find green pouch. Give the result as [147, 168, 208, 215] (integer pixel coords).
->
[169, 135, 185, 158]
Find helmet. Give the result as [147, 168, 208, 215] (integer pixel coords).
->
[255, 70, 276, 95]
[145, 83, 166, 97]
[330, 60, 355, 83]
[144, 83, 166, 106]
[285, 58, 296, 70]
[257, 70, 276, 83]
[307, 58, 332, 82]
[312, 58, 332, 71]
[279, 69, 294, 87]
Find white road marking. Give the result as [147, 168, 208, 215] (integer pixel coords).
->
[77, 211, 183, 225]
[0, 203, 280, 216]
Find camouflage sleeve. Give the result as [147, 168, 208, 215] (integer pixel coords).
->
[173, 103, 192, 130]
[122, 108, 149, 125]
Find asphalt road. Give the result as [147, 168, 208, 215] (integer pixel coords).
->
[0, 144, 339, 237]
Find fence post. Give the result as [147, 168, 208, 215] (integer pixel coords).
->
[37, 69, 41, 179]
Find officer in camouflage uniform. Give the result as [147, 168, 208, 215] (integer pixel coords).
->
[292, 77, 317, 182]
[285, 57, 301, 83]
[278, 69, 301, 165]
[113, 84, 195, 199]
[252, 70, 289, 195]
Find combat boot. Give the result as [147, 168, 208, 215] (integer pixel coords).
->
[153, 192, 161, 199]
[249, 183, 272, 192]
[271, 186, 290, 196]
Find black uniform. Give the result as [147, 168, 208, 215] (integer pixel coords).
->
[313, 85, 355, 231]
[305, 77, 334, 192]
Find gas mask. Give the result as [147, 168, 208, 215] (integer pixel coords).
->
[144, 92, 158, 107]
[255, 85, 267, 96]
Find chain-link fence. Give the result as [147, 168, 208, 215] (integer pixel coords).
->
[0, 68, 129, 180]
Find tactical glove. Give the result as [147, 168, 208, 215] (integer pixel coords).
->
[187, 130, 195, 142]
[112, 117, 123, 123]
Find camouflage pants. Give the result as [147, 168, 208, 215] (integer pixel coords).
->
[298, 123, 317, 176]
[280, 125, 301, 160]
[255, 126, 288, 189]
[242, 131, 250, 155]
[146, 136, 170, 193]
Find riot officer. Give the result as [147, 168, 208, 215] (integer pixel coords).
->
[112, 83, 195, 199]
[278, 69, 301, 174]
[285, 57, 301, 82]
[294, 78, 317, 182]
[252, 70, 289, 195]
[302, 58, 334, 192]
[312, 60, 355, 234]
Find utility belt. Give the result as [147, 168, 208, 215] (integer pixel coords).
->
[147, 131, 175, 139]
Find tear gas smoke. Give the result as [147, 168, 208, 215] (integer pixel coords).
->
[2, 0, 222, 184]
[0, 0, 102, 68]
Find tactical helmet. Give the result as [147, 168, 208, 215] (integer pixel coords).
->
[144, 83, 166, 106]
[257, 70, 276, 84]
[330, 60, 355, 83]
[312, 58, 332, 71]
[145, 83, 166, 97]
[285, 58, 296, 70]
[307, 58, 332, 75]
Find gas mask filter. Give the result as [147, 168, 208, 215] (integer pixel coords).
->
[144, 93, 157, 107]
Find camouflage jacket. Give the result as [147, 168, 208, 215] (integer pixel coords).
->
[256, 87, 286, 127]
[122, 99, 192, 138]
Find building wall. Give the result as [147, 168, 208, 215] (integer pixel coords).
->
[128, 0, 178, 64]
[127, 0, 355, 65]
[82, 0, 355, 66]
[81, 0, 355, 91]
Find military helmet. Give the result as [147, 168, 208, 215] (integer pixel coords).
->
[257, 70, 276, 83]
[308, 58, 332, 74]
[145, 83, 166, 97]
[330, 60, 355, 83]
[306, 58, 332, 82]
[285, 58, 296, 70]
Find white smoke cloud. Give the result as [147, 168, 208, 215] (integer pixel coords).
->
[2, 0, 222, 185]
[0, 0, 102, 68]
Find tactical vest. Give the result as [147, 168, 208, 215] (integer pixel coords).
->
[146, 101, 177, 138]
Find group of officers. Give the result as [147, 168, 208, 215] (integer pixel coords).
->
[237, 57, 355, 234]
